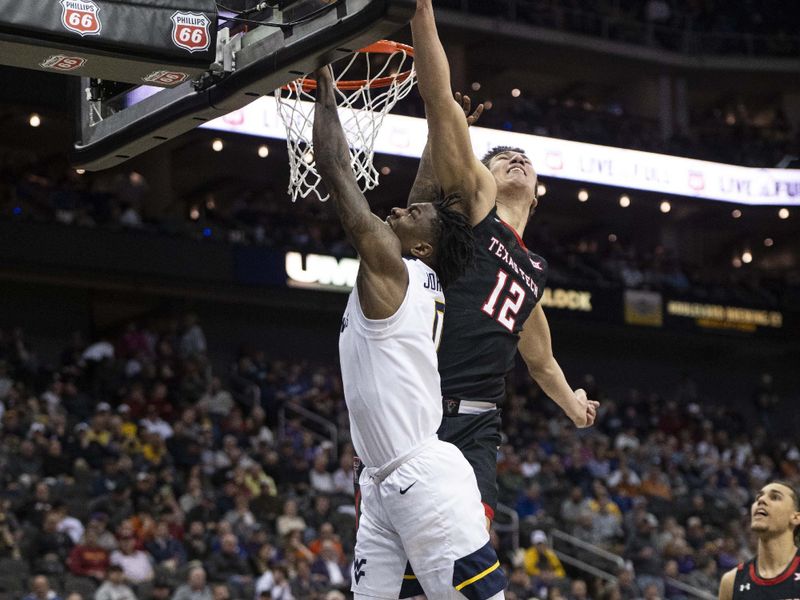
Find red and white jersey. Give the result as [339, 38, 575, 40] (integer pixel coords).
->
[339, 258, 445, 468]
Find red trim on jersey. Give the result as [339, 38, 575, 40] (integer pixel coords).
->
[497, 217, 529, 252]
[483, 502, 495, 521]
[354, 488, 361, 531]
[748, 555, 800, 586]
[737, 563, 744, 571]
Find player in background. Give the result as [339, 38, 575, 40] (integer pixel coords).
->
[409, 0, 599, 526]
[718, 481, 800, 600]
[313, 64, 506, 600]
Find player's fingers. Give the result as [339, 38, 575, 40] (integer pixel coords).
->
[462, 94, 472, 115]
[470, 103, 485, 124]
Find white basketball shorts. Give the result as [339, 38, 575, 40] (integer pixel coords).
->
[351, 438, 506, 599]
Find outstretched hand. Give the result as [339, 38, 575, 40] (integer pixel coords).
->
[571, 389, 599, 428]
[454, 92, 484, 126]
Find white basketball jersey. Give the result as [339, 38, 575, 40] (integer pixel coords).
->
[339, 258, 446, 468]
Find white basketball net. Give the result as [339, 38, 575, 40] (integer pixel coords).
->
[274, 42, 416, 202]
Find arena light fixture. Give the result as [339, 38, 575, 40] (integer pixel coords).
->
[258, 145, 270, 158]
[578, 189, 589, 202]
[484, 101, 493, 110]
[732, 257, 742, 268]
[536, 183, 547, 197]
[778, 208, 790, 219]
[471, 82, 481, 91]
[732, 209, 742, 219]
[511, 88, 521, 98]
[189, 206, 200, 220]
[619, 194, 631, 207]
[212, 139, 224, 152]
[28, 113, 41, 128]
[75, 169, 86, 175]
[608, 233, 617, 242]
[742, 251, 753, 264]
[764, 238, 774, 247]
[380, 166, 391, 175]
[660, 201, 671, 213]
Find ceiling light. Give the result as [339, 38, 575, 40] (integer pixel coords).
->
[660, 201, 671, 213]
[731, 209, 742, 219]
[619, 195, 631, 208]
[29, 114, 41, 127]
[212, 139, 224, 152]
[578, 189, 589, 202]
[511, 88, 521, 98]
[742, 251, 753, 264]
[764, 238, 774, 247]
[778, 208, 790, 219]
[258, 145, 269, 158]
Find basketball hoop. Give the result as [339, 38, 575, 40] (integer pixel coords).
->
[275, 40, 416, 202]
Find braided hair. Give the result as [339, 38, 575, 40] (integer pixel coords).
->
[431, 193, 474, 289]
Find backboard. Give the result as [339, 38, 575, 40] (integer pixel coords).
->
[71, 0, 416, 171]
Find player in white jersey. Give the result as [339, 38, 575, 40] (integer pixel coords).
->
[313, 65, 507, 600]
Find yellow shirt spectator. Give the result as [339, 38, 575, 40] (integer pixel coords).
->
[523, 530, 566, 578]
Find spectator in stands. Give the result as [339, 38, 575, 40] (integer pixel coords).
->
[172, 566, 213, 600]
[94, 564, 138, 600]
[54, 502, 84, 545]
[516, 482, 546, 521]
[86, 514, 117, 553]
[275, 500, 305, 538]
[22, 575, 62, 600]
[183, 521, 211, 563]
[626, 514, 664, 595]
[561, 486, 588, 529]
[204, 533, 253, 597]
[222, 494, 257, 540]
[308, 522, 345, 562]
[291, 559, 323, 598]
[331, 452, 354, 497]
[524, 530, 567, 578]
[144, 520, 186, 572]
[309, 452, 335, 494]
[109, 535, 154, 587]
[268, 565, 294, 600]
[310, 540, 350, 591]
[569, 579, 592, 600]
[616, 563, 643, 600]
[180, 314, 207, 359]
[32, 511, 74, 564]
[68, 529, 110, 582]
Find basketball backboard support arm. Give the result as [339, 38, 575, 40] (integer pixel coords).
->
[72, 0, 415, 171]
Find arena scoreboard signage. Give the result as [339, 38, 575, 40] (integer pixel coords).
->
[665, 301, 783, 333]
[206, 98, 800, 206]
[280, 251, 792, 336]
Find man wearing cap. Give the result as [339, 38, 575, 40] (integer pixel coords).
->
[524, 530, 566, 578]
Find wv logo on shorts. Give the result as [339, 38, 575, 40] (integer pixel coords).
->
[353, 558, 367, 584]
[740, 583, 751, 592]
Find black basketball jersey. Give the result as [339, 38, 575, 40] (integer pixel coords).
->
[733, 550, 800, 600]
[438, 207, 547, 406]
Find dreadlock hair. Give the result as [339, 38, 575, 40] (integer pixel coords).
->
[431, 193, 475, 289]
[772, 480, 800, 546]
[481, 145, 528, 169]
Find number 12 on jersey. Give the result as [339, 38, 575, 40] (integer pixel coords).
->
[482, 270, 526, 332]
[432, 300, 445, 350]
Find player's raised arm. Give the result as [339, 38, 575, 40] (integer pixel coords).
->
[411, 0, 496, 225]
[312, 66, 408, 318]
[518, 304, 599, 428]
[407, 93, 484, 208]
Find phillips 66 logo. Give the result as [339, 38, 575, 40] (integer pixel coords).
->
[60, 0, 102, 36]
[171, 12, 211, 53]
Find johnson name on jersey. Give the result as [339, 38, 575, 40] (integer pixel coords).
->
[339, 258, 446, 469]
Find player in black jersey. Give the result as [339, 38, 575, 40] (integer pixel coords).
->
[408, 0, 599, 523]
[719, 481, 800, 600]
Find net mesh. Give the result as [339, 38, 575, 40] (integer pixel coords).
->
[274, 42, 416, 202]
